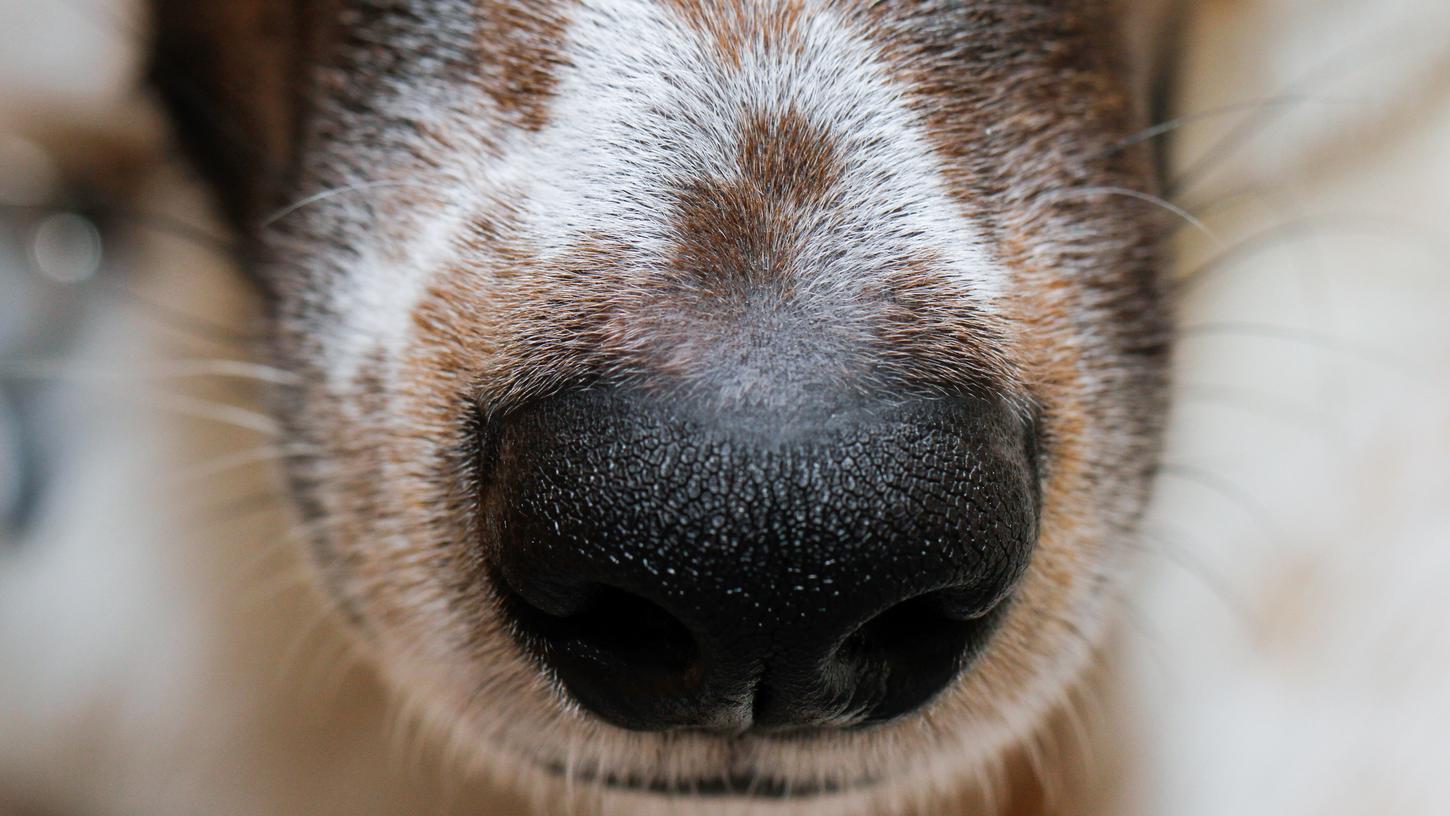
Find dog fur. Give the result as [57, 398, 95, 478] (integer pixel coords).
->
[2, 0, 1449, 814]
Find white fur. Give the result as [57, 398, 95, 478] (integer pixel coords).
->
[516, 1, 1003, 298]
[311, 0, 1005, 390]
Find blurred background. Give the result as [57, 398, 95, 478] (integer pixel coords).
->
[1130, 2, 1450, 813]
[1131, 3, 1450, 811]
[1, 0, 1448, 814]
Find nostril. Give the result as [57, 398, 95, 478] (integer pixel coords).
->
[497, 575, 702, 700]
[835, 587, 1012, 725]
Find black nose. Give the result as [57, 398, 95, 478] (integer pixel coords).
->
[483, 386, 1038, 733]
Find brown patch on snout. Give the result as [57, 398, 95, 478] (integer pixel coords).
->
[398, 103, 1015, 416]
[475, 3, 572, 132]
[735, 108, 845, 210]
[650, 108, 849, 379]
[669, 109, 841, 293]
[663, 0, 807, 67]
[658, 107, 1016, 398]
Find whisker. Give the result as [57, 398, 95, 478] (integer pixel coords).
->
[1057, 681, 1097, 795]
[234, 514, 349, 605]
[1172, 188, 1342, 346]
[171, 442, 319, 484]
[1136, 524, 1254, 632]
[562, 736, 580, 816]
[1176, 382, 1340, 444]
[975, 756, 1001, 816]
[274, 585, 351, 690]
[1042, 185, 1223, 246]
[1177, 182, 1288, 223]
[1178, 321, 1410, 370]
[0, 374, 282, 434]
[229, 527, 304, 592]
[1108, 93, 1356, 153]
[1157, 462, 1284, 548]
[4, 206, 254, 346]
[1175, 214, 1450, 297]
[138, 358, 296, 384]
[0, 358, 299, 386]
[191, 488, 286, 529]
[1169, 19, 1445, 197]
[0, 199, 238, 259]
[1021, 725, 1063, 816]
[105, 210, 239, 258]
[311, 637, 369, 723]
[101, 281, 258, 347]
[1113, 596, 1179, 692]
[262, 180, 439, 228]
[138, 391, 282, 435]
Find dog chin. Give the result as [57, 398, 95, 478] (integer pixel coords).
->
[524, 761, 898, 816]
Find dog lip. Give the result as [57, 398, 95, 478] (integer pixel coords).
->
[532, 758, 880, 798]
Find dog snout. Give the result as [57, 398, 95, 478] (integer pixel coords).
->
[484, 386, 1039, 734]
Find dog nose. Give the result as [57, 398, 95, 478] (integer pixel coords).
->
[484, 386, 1038, 733]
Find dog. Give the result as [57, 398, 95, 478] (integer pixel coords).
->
[2, 1, 1448, 814]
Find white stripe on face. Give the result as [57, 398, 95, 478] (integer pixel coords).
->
[515, 0, 1005, 299]
[315, 1, 1008, 389]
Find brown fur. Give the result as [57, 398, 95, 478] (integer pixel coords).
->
[475, 2, 572, 132]
[663, 0, 808, 68]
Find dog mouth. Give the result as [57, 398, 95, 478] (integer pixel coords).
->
[534, 757, 879, 799]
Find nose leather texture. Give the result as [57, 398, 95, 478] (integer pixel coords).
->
[484, 386, 1039, 733]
